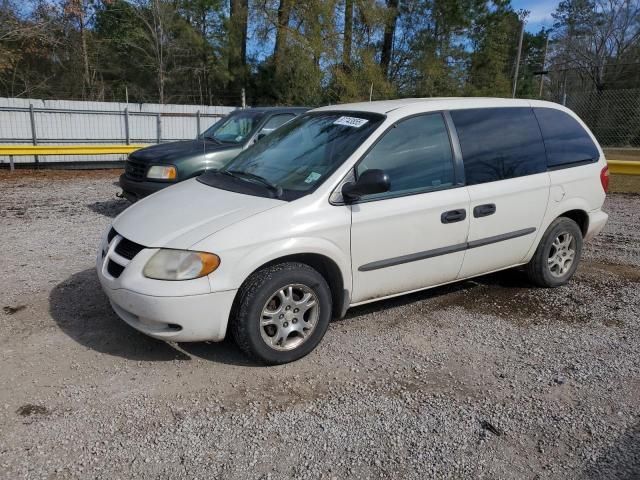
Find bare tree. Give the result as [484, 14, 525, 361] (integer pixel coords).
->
[128, 0, 175, 103]
[552, 0, 640, 91]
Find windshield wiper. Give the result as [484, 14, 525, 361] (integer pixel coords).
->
[228, 169, 283, 199]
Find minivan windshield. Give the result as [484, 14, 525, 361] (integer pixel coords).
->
[199, 112, 385, 200]
[202, 111, 265, 144]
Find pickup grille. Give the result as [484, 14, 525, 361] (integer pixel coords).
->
[124, 160, 146, 180]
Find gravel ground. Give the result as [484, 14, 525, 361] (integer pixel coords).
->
[1, 170, 639, 479]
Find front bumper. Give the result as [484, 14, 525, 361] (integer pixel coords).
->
[104, 286, 236, 342]
[119, 174, 172, 201]
[96, 231, 236, 342]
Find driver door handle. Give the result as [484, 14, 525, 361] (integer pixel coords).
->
[441, 209, 467, 224]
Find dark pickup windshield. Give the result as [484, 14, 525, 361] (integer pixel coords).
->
[198, 111, 385, 200]
[202, 111, 265, 144]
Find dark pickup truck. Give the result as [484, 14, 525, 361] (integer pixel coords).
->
[119, 106, 308, 201]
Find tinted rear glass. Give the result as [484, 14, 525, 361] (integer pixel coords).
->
[533, 107, 599, 167]
[451, 107, 547, 185]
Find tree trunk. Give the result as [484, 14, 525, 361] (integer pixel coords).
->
[274, 0, 291, 74]
[230, 0, 248, 67]
[343, 0, 353, 68]
[380, 0, 399, 79]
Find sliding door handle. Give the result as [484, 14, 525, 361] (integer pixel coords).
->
[473, 203, 496, 218]
[441, 209, 467, 224]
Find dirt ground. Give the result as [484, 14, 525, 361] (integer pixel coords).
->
[1, 169, 639, 479]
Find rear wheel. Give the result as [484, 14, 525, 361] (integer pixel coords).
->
[231, 262, 332, 364]
[526, 217, 583, 287]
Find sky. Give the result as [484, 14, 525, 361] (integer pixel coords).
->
[512, 0, 560, 32]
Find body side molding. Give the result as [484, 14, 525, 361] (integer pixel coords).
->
[358, 227, 537, 272]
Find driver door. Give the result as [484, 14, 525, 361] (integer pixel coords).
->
[349, 113, 470, 303]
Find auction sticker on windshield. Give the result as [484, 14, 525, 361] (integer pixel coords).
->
[333, 116, 369, 128]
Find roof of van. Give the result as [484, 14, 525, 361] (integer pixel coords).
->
[312, 97, 561, 114]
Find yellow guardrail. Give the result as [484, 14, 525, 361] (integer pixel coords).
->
[608, 160, 640, 175]
[0, 145, 146, 156]
[1, 144, 639, 175]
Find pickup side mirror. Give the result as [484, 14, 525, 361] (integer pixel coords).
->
[342, 169, 390, 202]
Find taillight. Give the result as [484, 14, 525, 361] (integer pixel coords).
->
[600, 165, 609, 193]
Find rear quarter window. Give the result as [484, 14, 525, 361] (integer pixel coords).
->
[450, 107, 547, 186]
[533, 107, 600, 168]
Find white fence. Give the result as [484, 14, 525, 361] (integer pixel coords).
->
[0, 98, 237, 164]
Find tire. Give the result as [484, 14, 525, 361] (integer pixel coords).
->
[525, 217, 583, 287]
[230, 262, 332, 365]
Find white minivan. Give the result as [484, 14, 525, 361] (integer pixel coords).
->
[97, 98, 609, 364]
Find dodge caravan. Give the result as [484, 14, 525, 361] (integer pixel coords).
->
[97, 98, 609, 364]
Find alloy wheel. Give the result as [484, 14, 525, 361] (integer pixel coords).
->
[260, 284, 319, 351]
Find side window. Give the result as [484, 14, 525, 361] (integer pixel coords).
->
[259, 114, 296, 135]
[356, 113, 455, 200]
[533, 107, 599, 168]
[451, 107, 547, 186]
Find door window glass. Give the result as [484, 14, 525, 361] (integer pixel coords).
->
[260, 114, 296, 134]
[356, 113, 455, 200]
[451, 107, 547, 185]
[533, 107, 599, 167]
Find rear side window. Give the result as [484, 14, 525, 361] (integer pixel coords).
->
[533, 108, 599, 167]
[451, 107, 547, 185]
[356, 113, 455, 200]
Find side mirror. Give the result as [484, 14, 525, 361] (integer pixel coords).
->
[342, 169, 390, 202]
[256, 132, 267, 140]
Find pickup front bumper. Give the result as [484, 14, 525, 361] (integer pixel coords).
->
[119, 174, 170, 202]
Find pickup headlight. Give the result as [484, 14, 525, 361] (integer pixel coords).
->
[147, 165, 177, 180]
[143, 249, 220, 280]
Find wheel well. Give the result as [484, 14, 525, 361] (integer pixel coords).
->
[242, 253, 347, 319]
[559, 209, 589, 236]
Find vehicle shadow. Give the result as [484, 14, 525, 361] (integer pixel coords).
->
[50, 267, 532, 365]
[583, 422, 640, 479]
[48, 268, 252, 366]
[342, 268, 530, 320]
[87, 199, 129, 218]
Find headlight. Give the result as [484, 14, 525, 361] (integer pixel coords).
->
[143, 249, 220, 280]
[147, 165, 177, 180]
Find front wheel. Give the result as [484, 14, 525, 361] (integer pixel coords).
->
[230, 262, 332, 364]
[526, 217, 583, 287]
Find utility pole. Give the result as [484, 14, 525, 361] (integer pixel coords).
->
[512, 20, 525, 98]
[539, 36, 550, 98]
[241, 88, 246, 109]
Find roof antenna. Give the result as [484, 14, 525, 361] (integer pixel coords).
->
[369, 83, 373, 102]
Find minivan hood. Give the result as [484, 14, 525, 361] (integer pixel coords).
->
[129, 139, 238, 164]
[113, 178, 284, 248]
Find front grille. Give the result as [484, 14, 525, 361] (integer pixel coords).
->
[103, 230, 146, 279]
[107, 260, 125, 278]
[115, 237, 145, 260]
[125, 160, 146, 180]
[107, 228, 117, 243]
